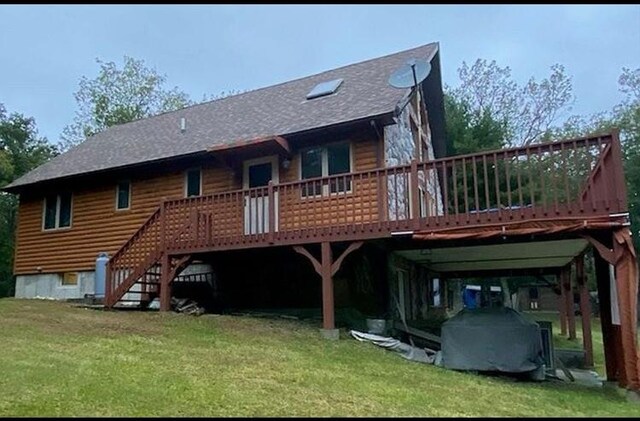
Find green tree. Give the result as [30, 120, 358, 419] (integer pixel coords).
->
[443, 93, 509, 213]
[452, 59, 574, 146]
[616, 68, 640, 253]
[541, 67, 640, 253]
[60, 56, 193, 151]
[444, 92, 507, 156]
[0, 105, 58, 296]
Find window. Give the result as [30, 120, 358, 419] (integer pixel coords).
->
[61, 272, 78, 286]
[431, 278, 442, 307]
[43, 193, 72, 230]
[306, 78, 343, 100]
[300, 142, 351, 196]
[185, 168, 201, 197]
[116, 181, 131, 210]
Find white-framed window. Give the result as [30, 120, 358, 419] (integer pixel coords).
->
[116, 180, 131, 210]
[43, 193, 72, 230]
[300, 142, 352, 197]
[185, 168, 202, 197]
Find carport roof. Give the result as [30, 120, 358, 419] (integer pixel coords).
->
[395, 239, 589, 273]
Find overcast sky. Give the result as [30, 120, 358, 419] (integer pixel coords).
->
[1, 5, 639, 145]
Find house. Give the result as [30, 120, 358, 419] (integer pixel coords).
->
[5, 42, 639, 392]
[516, 284, 561, 312]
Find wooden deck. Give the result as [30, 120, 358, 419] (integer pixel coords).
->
[105, 132, 628, 308]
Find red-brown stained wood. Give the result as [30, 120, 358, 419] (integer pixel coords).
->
[14, 162, 239, 274]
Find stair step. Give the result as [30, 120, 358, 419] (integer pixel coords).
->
[120, 290, 155, 294]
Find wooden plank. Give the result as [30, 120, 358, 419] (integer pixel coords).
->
[392, 321, 441, 344]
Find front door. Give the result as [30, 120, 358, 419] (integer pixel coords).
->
[243, 156, 279, 235]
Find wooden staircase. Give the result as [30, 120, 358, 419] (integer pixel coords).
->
[105, 205, 194, 309]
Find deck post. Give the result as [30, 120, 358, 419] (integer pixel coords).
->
[609, 130, 628, 212]
[294, 241, 363, 340]
[593, 242, 619, 383]
[268, 180, 275, 244]
[563, 265, 577, 340]
[576, 254, 594, 367]
[321, 242, 335, 332]
[558, 272, 568, 336]
[159, 253, 172, 312]
[410, 159, 420, 229]
[105, 261, 112, 308]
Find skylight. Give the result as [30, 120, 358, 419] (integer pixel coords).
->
[306, 78, 344, 100]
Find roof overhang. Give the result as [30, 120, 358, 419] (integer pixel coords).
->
[208, 135, 291, 156]
[206, 135, 292, 172]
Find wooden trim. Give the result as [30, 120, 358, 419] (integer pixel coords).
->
[242, 155, 279, 189]
[115, 180, 132, 211]
[293, 245, 321, 275]
[184, 167, 202, 198]
[41, 193, 73, 232]
[273, 136, 291, 156]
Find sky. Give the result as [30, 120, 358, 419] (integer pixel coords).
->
[0, 5, 639, 145]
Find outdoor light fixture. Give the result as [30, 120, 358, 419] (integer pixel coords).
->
[282, 158, 291, 170]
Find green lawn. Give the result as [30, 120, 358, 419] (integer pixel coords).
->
[0, 299, 636, 417]
[522, 311, 607, 375]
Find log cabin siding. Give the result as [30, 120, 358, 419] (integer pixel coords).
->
[278, 135, 381, 230]
[14, 162, 239, 274]
[14, 135, 381, 274]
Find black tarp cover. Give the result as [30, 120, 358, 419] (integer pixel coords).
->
[441, 307, 544, 373]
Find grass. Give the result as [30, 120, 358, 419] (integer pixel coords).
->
[522, 311, 607, 375]
[0, 299, 637, 417]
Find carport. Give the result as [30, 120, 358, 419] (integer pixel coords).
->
[395, 219, 639, 394]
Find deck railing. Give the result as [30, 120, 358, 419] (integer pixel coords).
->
[105, 132, 626, 306]
[161, 132, 624, 251]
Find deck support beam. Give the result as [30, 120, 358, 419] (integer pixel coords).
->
[558, 272, 568, 336]
[159, 253, 172, 312]
[562, 265, 577, 340]
[576, 254, 594, 367]
[294, 241, 363, 335]
[159, 254, 192, 312]
[320, 242, 334, 332]
[592, 236, 620, 383]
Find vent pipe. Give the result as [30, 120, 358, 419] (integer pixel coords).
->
[180, 117, 186, 133]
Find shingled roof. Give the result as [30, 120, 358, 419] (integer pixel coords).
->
[7, 42, 439, 191]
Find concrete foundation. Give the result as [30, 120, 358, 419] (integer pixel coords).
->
[320, 328, 340, 340]
[14, 263, 213, 301]
[15, 271, 95, 300]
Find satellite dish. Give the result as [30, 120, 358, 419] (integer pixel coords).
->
[388, 58, 431, 89]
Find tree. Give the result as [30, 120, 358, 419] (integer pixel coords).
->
[616, 68, 640, 253]
[444, 92, 507, 156]
[0, 105, 57, 296]
[540, 67, 640, 253]
[60, 56, 193, 151]
[452, 59, 574, 146]
[200, 89, 246, 103]
[444, 93, 510, 213]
